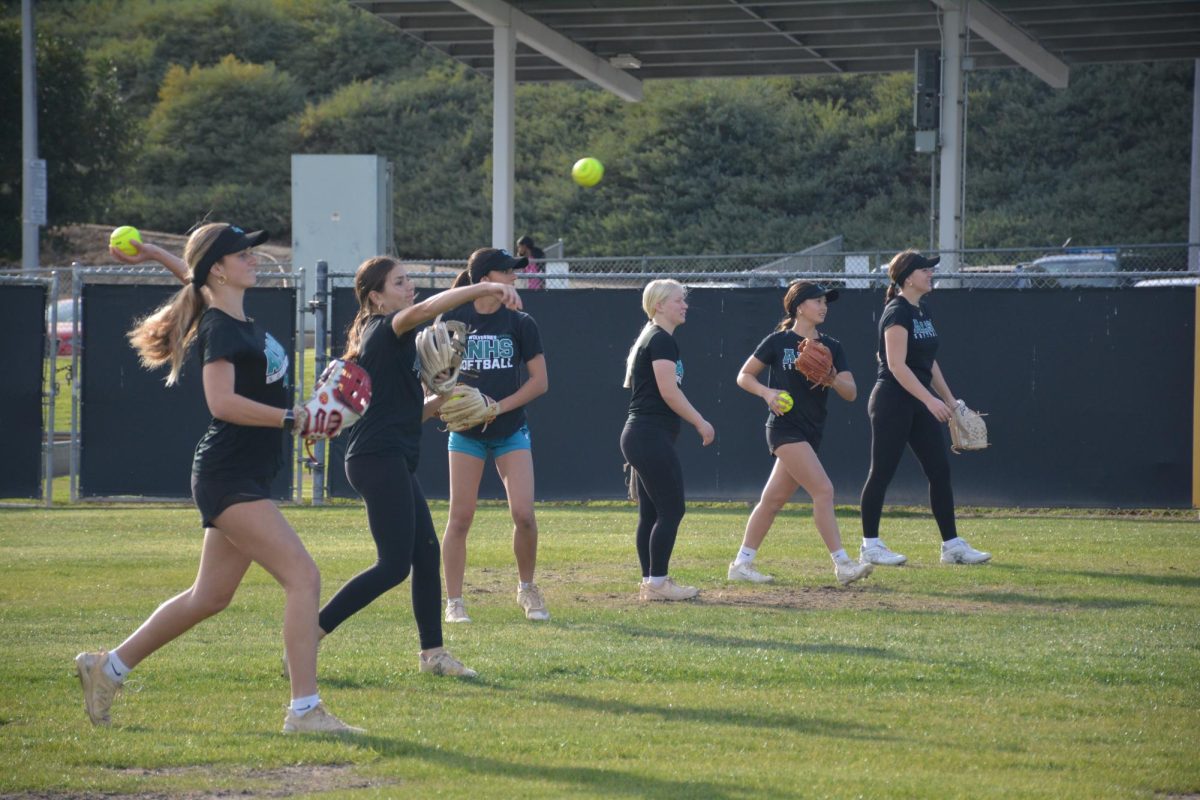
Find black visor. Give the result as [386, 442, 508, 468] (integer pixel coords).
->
[469, 249, 528, 283]
[192, 225, 268, 288]
[894, 253, 940, 287]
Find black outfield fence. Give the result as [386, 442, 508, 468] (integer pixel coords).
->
[79, 282, 298, 500]
[320, 284, 1193, 509]
[0, 280, 51, 500]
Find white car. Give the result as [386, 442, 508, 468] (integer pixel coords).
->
[1133, 276, 1200, 287]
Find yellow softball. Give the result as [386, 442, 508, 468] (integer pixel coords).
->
[109, 225, 142, 256]
[572, 157, 604, 187]
[777, 391, 793, 413]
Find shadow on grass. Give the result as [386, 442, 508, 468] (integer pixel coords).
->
[988, 563, 1200, 590]
[610, 623, 906, 661]
[351, 735, 765, 799]
[539, 690, 896, 743]
[954, 591, 1154, 610]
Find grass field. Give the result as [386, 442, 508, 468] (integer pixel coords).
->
[1, 502, 1197, 799]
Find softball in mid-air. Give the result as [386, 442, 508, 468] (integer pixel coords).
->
[776, 391, 794, 414]
[572, 157, 604, 187]
[109, 225, 142, 256]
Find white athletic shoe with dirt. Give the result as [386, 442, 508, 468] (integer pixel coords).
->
[281, 702, 365, 735]
[517, 584, 550, 621]
[727, 561, 773, 583]
[74, 651, 121, 726]
[640, 578, 700, 601]
[444, 598, 471, 623]
[419, 648, 478, 678]
[860, 539, 908, 566]
[834, 559, 874, 585]
[941, 538, 992, 564]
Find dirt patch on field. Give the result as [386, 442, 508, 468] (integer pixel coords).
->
[5, 763, 393, 799]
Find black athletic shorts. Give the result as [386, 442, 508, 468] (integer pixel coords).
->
[766, 425, 822, 456]
[191, 473, 273, 529]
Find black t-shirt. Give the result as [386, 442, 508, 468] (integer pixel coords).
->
[443, 304, 544, 440]
[752, 329, 849, 435]
[191, 308, 289, 480]
[877, 297, 939, 388]
[626, 325, 682, 434]
[343, 313, 424, 470]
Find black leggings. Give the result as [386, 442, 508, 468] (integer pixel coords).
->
[319, 453, 443, 650]
[620, 421, 686, 578]
[860, 382, 958, 542]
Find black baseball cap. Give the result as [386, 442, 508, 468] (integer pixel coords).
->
[469, 248, 528, 283]
[193, 224, 268, 287]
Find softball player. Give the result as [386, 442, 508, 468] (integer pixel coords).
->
[620, 279, 715, 601]
[308, 257, 520, 676]
[729, 281, 873, 586]
[859, 250, 991, 566]
[75, 224, 361, 734]
[440, 248, 550, 623]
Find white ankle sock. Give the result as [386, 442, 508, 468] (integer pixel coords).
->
[734, 546, 757, 565]
[648, 575, 667, 588]
[830, 548, 849, 563]
[447, 597, 463, 605]
[942, 537, 962, 548]
[290, 693, 320, 716]
[518, 581, 532, 590]
[863, 538, 881, 549]
[105, 650, 130, 683]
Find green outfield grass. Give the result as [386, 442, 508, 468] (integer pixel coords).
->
[0, 503, 1197, 798]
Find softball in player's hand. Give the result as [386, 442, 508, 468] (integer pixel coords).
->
[771, 391, 793, 415]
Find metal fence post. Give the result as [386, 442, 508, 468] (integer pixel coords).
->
[69, 268, 81, 503]
[310, 261, 328, 506]
[295, 266, 306, 504]
[44, 272, 58, 507]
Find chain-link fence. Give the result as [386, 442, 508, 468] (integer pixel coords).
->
[391, 242, 1199, 291]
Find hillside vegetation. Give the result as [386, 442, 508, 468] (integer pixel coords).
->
[1, 0, 1193, 260]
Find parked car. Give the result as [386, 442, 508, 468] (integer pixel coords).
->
[1023, 253, 1122, 288]
[47, 298, 78, 356]
[1133, 276, 1200, 288]
[935, 265, 1027, 290]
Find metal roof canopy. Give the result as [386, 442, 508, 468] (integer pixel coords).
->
[350, 0, 1200, 264]
[352, 0, 1200, 88]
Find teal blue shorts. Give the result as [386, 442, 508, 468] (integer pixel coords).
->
[448, 425, 532, 460]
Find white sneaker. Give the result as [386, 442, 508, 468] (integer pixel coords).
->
[834, 559, 874, 585]
[419, 648, 477, 678]
[860, 539, 908, 566]
[941, 538, 991, 565]
[727, 561, 773, 583]
[281, 702, 365, 735]
[517, 583, 550, 621]
[445, 598, 471, 623]
[75, 651, 121, 726]
[640, 578, 700, 601]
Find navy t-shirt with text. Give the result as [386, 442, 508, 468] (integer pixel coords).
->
[752, 329, 849, 436]
[626, 324, 683, 435]
[343, 312, 425, 470]
[876, 297, 938, 388]
[442, 304, 544, 440]
[191, 308, 289, 480]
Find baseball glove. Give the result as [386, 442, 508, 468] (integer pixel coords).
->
[299, 359, 372, 440]
[438, 383, 499, 433]
[794, 338, 836, 388]
[949, 400, 989, 453]
[416, 315, 472, 396]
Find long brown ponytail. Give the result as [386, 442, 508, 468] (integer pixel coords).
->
[343, 256, 401, 361]
[126, 223, 226, 385]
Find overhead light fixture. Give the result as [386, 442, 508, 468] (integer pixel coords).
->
[609, 53, 641, 70]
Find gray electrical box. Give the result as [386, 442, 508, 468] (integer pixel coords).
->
[291, 154, 393, 307]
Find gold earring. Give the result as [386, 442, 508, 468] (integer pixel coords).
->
[218, 274, 226, 286]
